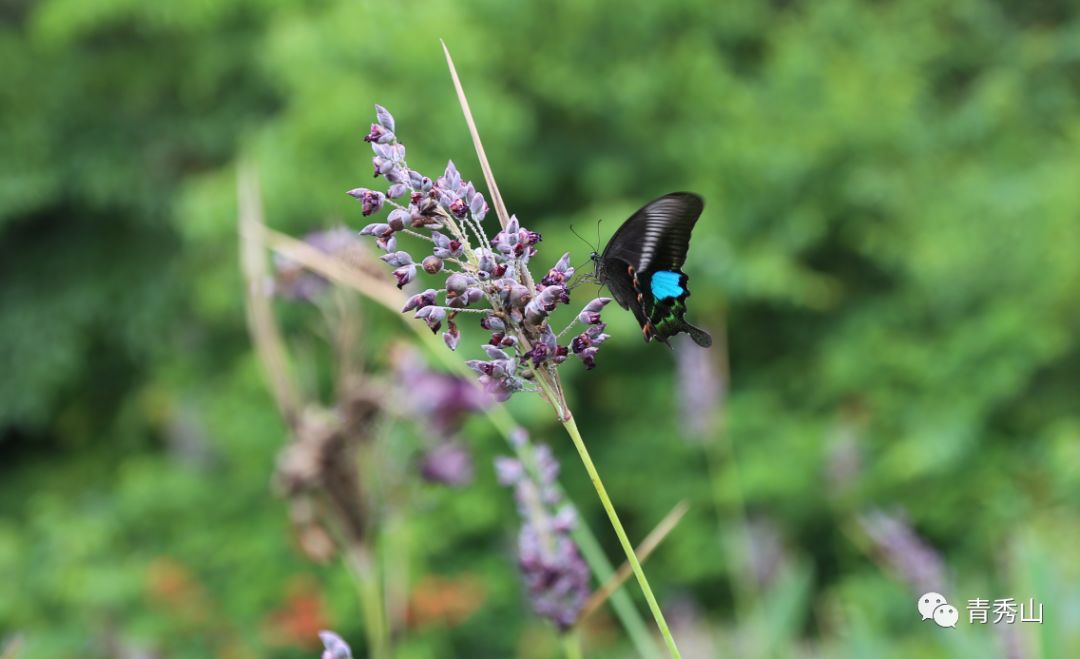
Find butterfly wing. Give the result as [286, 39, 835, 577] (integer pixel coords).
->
[597, 257, 651, 329]
[602, 192, 703, 274]
[598, 192, 712, 347]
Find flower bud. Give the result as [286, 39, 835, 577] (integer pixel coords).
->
[374, 104, 395, 132]
[443, 319, 460, 351]
[432, 231, 463, 258]
[415, 305, 445, 333]
[577, 297, 611, 325]
[422, 255, 443, 274]
[508, 284, 531, 310]
[363, 123, 393, 144]
[372, 156, 395, 177]
[387, 208, 409, 231]
[393, 264, 417, 288]
[402, 288, 438, 312]
[469, 191, 487, 218]
[480, 313, 505, 332]
[445, 273, 469, 296]
[379, 250, 412, 268]
[442, 160, 461, 190]
[347, 188, 385, 216]
[449, 197, 468, 218]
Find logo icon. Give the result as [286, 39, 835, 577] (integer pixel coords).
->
[933, 603, 959, 628]
[918, 592, 956, 628]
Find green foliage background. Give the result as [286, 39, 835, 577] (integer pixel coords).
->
[2, 0, 1079, 657]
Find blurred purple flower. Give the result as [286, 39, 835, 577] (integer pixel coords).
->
[394, 348, 491, 436]
[420, 440, 475, 487]
[318, 630, 352, 659]
[663, 594, 719, 659]
[496, 437, 589, 630]
[825, 421, 862, 495]
[675, 341, 722, 439]
[273, 227, 363, 301]
[743, 516, 787, 590]
[858, 509, 947, 595]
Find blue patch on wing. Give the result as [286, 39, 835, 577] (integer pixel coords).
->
[650, 270, 684, 300]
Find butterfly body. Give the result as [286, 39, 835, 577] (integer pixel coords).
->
[592, 192, 712, 348]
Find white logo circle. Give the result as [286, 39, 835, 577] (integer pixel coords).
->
[917, 592, 947, 621]
[933, 604, 959, 628]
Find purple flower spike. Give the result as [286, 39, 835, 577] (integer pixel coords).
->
[349, 102, 617, 406]
[496, 443, 589, 630]
[394, 348, 492, 436]
[495, 456, 525, 485]
[274, 228, 364, 301]
[319, 631, 353, 659]
[858, 509, 946, 595]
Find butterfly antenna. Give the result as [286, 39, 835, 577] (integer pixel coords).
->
[569, 224, 594, 251]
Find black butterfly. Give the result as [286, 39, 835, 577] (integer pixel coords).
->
[590, 192, 712, 348]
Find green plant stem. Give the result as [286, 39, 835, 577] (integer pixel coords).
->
[537, 373, 682, 658]
[345, 545, 390, 659]
[561, 631, 584, 659]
